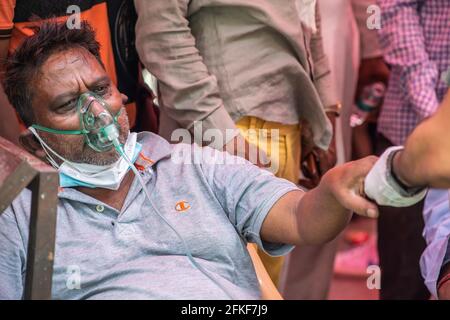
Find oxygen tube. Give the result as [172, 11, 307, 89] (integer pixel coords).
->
[33, 92, 234, 299]
[112, 140, 234, 299]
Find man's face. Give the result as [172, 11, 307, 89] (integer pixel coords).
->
[31, 47, 129, 165]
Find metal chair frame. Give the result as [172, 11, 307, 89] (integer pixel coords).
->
[0, 136, 58, 300]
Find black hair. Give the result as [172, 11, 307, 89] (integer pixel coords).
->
[3, 20, 104, 126]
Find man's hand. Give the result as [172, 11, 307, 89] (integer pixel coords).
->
[262, 156, 379, 247]
[300, 112, 337, 188]
[318, 155, 379, 219]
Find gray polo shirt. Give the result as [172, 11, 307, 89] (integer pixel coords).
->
[0, 132, 298, 300]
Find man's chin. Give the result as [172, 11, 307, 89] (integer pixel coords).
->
[77, 128, 129, 165]
[53, 121, 129, 166]
[81, 148, 121, 166]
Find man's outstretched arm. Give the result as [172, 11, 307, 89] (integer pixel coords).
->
[198, 144, 378, 248]
[261, 156, 378, 246]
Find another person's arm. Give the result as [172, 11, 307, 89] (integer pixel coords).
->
[393, 90, 450, 189]
[364, 89, 450, 206]
[365, 0, 448, 203]
[134, 0, 238, 150]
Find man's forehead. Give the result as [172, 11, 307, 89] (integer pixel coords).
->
[29, 47, 109, 114]
[41, 48, 103, 79]
[33, 47, 108, 102]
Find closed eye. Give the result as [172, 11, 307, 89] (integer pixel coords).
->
[93, 85, 110, 96]
[57, 98, 78, 113]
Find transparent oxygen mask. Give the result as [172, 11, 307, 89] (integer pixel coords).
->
[78, 92, 120, 152]
[31, 91, 122, 153]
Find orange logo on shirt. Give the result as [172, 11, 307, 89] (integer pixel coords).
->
[175, 201, 191, 212]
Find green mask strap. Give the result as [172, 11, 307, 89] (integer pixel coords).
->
[114, 109, 122, 122]
[31, 124, 89, 135]
[30, 100, 121, 135]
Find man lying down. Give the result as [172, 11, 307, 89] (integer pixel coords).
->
[0, 21, 378, 300]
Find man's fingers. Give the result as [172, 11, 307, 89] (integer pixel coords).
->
[320, 155, 380, 217]
[343, 191, 379, 218]
[347, 156, 378, 183]
[343, 156, 379, 217]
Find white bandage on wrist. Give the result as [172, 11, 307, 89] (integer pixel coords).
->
[364, 146, 428, 207]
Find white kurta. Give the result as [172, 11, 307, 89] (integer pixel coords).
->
[319, 0, 360, 163]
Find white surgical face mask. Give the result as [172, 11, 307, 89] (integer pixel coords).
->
[29, 127, 142, 190]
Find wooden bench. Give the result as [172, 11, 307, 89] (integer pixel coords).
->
[0, 136, 58, 300]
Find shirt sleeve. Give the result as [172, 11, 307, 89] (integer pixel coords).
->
[0, 205, 26, 300]
[377, 0, 439, 120]
[197, 145, 300, 257]
[134, 0, 238, 149]
[420, 189, 450, 298]
[0, 0, 15, 39]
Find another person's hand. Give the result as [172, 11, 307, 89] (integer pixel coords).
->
[356, 57, 390, 97]
[351, 57, 389, 160]
[315, 141, 337, 175]
[300, 113, 337, 188]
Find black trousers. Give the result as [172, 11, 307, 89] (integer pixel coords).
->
[376, 134, 430, 300]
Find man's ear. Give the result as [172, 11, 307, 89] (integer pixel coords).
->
[19, 129, 46, 160]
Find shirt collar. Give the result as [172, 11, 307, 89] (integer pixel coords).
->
[133, 131, 172, 171]
[57, 132, 173, 202]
